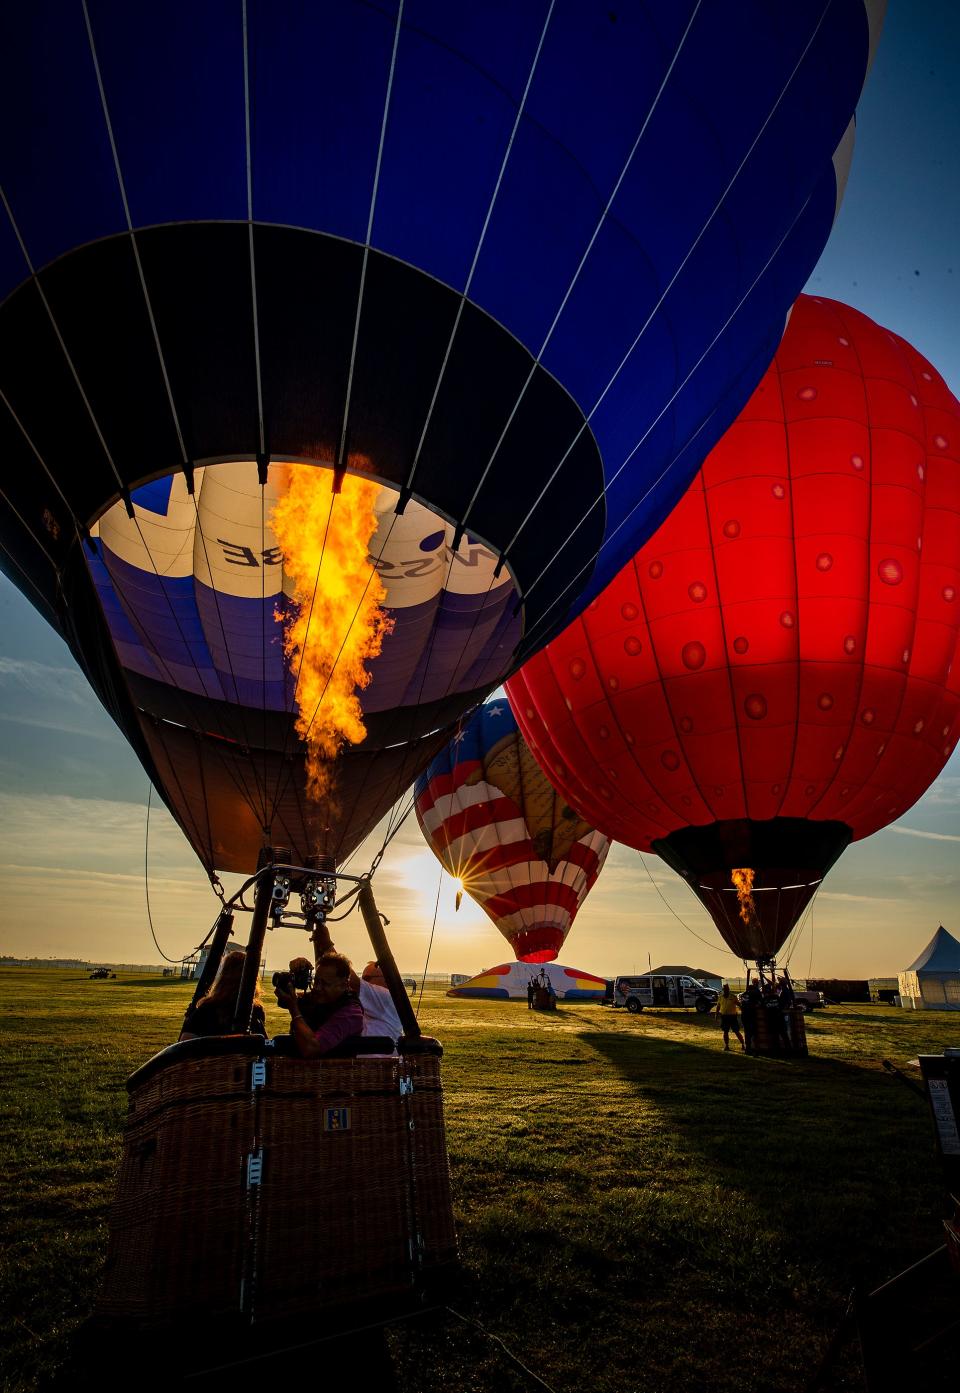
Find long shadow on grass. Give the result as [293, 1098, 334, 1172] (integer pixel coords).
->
[579, 1026, 945, 1274]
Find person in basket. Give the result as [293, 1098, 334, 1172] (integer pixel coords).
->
[180, 949, 266, 1039]
[352, 960, 403, 1047]
[276, 950, 363, 1057]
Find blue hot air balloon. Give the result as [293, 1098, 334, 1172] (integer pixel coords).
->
[0, 1, 881, 873]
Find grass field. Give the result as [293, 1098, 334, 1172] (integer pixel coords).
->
[1, 968, 958, 1393]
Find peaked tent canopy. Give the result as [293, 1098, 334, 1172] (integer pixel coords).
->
[905, 926, 960, 973]
[899, 926, 960, 1011]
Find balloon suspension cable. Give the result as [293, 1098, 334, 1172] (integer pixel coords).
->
[807, 896, 816, 979]
[144, 784, 186, 964]
[368, 704, 476, 885]
[779, 886, 820, 971]
[371, 792, 417, 873]
[416, 860, 444, 1018]
[325, 883, 364, 922]
[636, 852, 744, 960]
[145, 784, 232, 962]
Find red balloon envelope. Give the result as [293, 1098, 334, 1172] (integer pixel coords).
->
[507, 295, 960, 961]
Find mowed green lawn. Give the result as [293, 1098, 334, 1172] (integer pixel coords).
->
[1, 967, 958, 1392]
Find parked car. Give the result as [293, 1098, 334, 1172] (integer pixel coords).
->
[88, 967, 110, 979]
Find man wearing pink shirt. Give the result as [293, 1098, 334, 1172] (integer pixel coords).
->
[276, 951, 363, 1057]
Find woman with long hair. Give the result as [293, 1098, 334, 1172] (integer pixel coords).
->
[179, 949, 266, 1039]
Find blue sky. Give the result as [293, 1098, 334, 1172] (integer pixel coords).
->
[2, 1, 959, 979]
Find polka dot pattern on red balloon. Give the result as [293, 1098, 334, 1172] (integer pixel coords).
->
[506, 293, 960, 890]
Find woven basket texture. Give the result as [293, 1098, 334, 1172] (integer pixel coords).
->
[752, 1004, 808, 1056]
[96, 1047, 456, 1328]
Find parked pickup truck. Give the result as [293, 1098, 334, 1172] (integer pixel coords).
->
[788, 986, 826, 1013]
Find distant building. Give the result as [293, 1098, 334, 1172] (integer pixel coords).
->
[190, 943, 261, 981]
[898, 926, 960, 1011]
[651, 964, 723, 992]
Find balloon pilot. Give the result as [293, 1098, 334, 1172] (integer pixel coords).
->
[529, 966, 558, 1012]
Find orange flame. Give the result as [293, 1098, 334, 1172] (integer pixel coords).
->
[731, 867, 760, 929]
[270, 466, 392, 803]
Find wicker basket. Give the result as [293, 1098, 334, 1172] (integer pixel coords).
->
[95, 1035, 457, 1337]
[750, 1003, 808, 1057]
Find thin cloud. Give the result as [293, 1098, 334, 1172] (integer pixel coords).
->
[888, 825, 960, 844]
[0, 862, 202, 892]
[0, 711, 119, 741]
[0, 656, 93, 706]
[817, 890, 901, 904]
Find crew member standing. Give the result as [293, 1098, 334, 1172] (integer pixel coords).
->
[715, 983, 745, 1052]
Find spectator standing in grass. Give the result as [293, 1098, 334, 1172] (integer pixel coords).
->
[715, 983, 745, 1052]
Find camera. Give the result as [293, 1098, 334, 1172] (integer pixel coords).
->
[272, 961, 313, 993]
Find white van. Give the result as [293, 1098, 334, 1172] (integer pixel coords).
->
[613, 974, 718, 1014]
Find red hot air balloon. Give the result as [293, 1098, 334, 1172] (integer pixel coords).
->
[507, 295, 960, 962]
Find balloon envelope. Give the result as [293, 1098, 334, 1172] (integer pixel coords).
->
[416, 700, 610, 962]
[0, 4, 878, 871]
[85, 464, 519, 871]
[447, 962, 607, 1001]
[509, 294, 960, 959]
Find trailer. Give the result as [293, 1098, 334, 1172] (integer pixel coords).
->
[806, 978, 871, 1004]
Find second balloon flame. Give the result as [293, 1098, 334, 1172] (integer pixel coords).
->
[731, 867, 760, 930]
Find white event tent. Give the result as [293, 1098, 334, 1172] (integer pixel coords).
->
[898, 926, 960, 1012]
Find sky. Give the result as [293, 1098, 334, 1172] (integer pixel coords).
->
[2, 1, 960, 982]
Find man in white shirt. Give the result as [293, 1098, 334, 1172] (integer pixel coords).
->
[354, 961, 403, 1045]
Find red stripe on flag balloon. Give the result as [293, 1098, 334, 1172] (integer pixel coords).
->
[433, 796, 522, 849]
[416, 760, 484, 817]
[481, 881, 581, 919]
[460, 841, 540, 877]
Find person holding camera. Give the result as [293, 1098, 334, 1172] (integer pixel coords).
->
[275, 950, 363, 1058]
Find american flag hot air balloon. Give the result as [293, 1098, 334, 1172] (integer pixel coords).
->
[415, 699, 610, 963]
